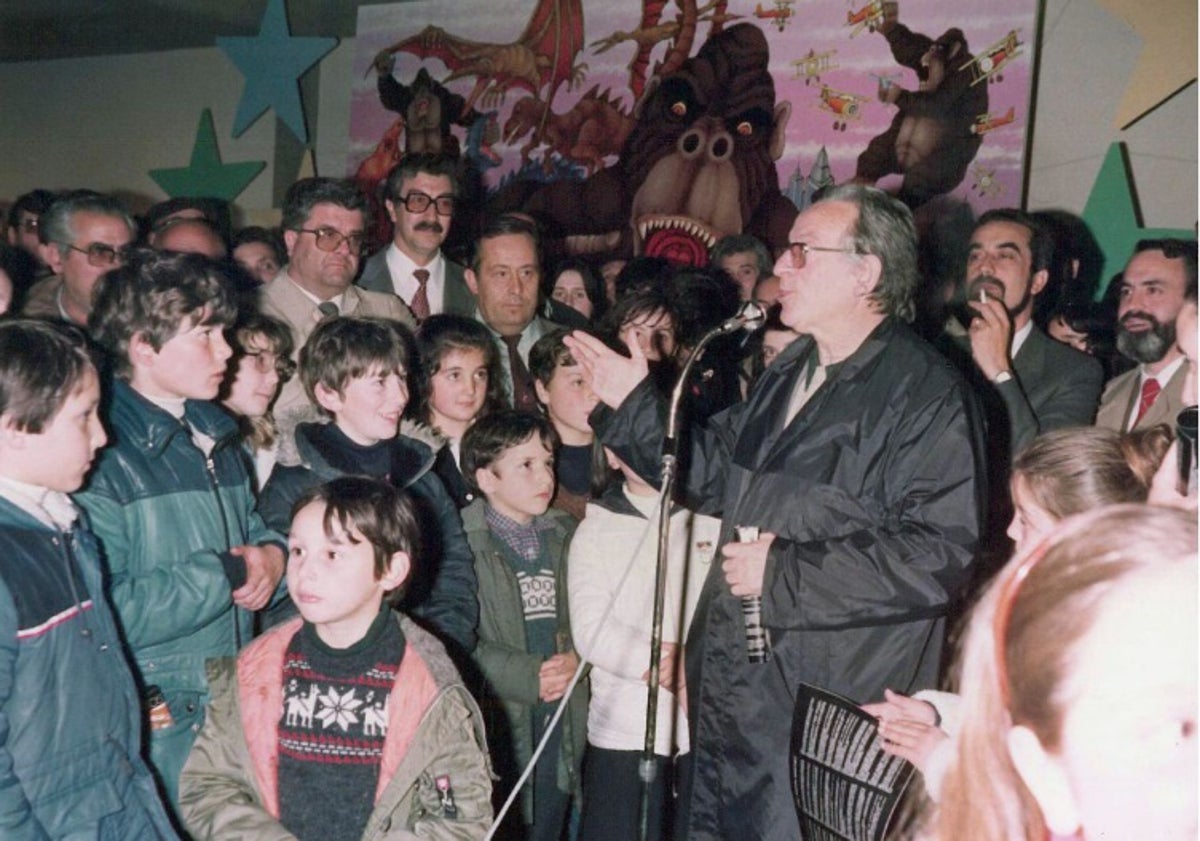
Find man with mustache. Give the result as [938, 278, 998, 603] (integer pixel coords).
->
[1096, 239, 1197, 431]
[957, 208, 1103, 459]
[359, 153, 475, 320]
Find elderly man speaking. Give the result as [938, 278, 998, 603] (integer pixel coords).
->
[565, 185, 984, 841]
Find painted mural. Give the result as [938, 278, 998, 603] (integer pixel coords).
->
[347, 0, 1037, 260]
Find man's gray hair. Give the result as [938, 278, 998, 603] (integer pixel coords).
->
[820, 184, 918, 322]
[40, 191, 135, 259]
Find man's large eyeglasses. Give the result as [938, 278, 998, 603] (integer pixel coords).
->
[399, 191, 455, 216]
[295, 227, 366, 254]
[786, 241, 863, 268]
[62, 242, 128, 268]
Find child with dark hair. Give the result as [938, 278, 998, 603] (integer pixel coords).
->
[77, 248, 286, 818]
[219, 310, 296, 491]
[412, 314, 507, 507]
[459, 410, 586, 841]
[529, 328, 603, 520]
[0, 319, 177, 838]
[258, 315, 478, 655]
[180, 476, 492, 840]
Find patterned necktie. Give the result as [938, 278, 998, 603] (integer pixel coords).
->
[1134, 377, 1162, 427]
[501, 334, 537, 412]
[411, 269, 431, 321]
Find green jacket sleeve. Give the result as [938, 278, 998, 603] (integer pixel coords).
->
[76, 487, 237, 651]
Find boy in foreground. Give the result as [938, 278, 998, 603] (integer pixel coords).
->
[0, 319, 176, 838]
[459, 411, 586, 841]
[179, 476, 492, 840]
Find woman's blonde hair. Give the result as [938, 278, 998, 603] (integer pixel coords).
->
[1013, 424, 1172, 517]
[922, 504, 1195, 841]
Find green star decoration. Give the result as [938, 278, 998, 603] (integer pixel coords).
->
[1081, 143, 1192, 291]
[149, 109, 266, 201]
[217, 0, 338, 143]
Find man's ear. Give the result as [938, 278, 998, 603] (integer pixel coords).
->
[464, 267, 480, 296]
[1030, 268, 1050, 299]
[41, 243, 65, 277]
[313, 382, 344, 416]
[1007, 724, 1080, 836]
[853, 254, 884, 299]
[384, 199, 399, 225]
[282, 229, 299, 260]
[380, 550, 410, 592]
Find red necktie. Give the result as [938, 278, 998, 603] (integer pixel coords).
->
[501, 334, 537, 412]
[1134, 377, 1161, 426]
[411, 269, 431, 321]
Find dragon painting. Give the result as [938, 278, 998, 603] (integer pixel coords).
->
[376, 0, 587, 116]
[503, 86, 634, 175]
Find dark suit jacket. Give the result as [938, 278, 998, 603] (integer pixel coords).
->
[358, 247, 475, 317]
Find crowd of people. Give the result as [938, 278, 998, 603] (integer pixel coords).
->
[0, 154, 1195, 841]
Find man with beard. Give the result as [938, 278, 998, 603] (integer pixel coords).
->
[359, 153, 474, 320]
[1096, 239, 1197, 431]
[953, 208, 1103, 460]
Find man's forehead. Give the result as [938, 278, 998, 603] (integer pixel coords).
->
[306, 202, 364, 230]
[401, 171, 454, 195]
[72, 210, 134, 241]
[792, 200, 856, 239]
[970, 219, 1030, 249]
[479, 233, 537, 266]
[1125, 250, 1186, 286]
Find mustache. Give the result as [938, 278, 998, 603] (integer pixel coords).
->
[414, 221, 444, 233]
[966, 275, 1005, 299]
[1119, 310, 1162, 329]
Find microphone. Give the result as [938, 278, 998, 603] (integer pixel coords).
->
[735, 525, 771, 663]
[712, 301, 767, 337]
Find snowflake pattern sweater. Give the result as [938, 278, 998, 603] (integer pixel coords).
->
[277, 608, 405, 841]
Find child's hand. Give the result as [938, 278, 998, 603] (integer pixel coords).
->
[538, 651, 580, 702]
[875, 717, 947, 772]
[231, 544, 285, 610]
[861, 687, 939, 726]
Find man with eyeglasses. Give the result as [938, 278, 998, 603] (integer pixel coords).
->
[23, 190, 135, 327]
[1096, 238, 1197, 431]
[564, 185, 983, 841]
[260, 177, 414, 421]
[358, 153, 474, 321]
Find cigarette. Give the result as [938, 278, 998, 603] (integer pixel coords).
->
[979, 290, 987, 303]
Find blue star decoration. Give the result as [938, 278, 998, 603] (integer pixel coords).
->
[1081, 143, 1193, 291]
[149, 109, 266, 201]
[217, 0, 338, 143]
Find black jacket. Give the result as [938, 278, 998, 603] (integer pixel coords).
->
[594, 317, 985, 841]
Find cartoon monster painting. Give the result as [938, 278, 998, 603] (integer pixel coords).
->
[508, 23, 797, 265]
[854, 2, 988, 208]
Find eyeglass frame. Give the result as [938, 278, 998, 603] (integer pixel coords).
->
[785, 241, 864, 268]
[60, 241, 129, 268]
[293, 227, 367, 255]
[398, 191, 456, 216]
[242, 349, 296, 381]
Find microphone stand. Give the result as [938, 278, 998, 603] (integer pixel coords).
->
[638, 305, 760, 841]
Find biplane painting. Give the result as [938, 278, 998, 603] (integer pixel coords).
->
[347, 0, 1037, 259]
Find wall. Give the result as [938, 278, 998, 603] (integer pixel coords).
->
[0, 1, 1194, 228]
